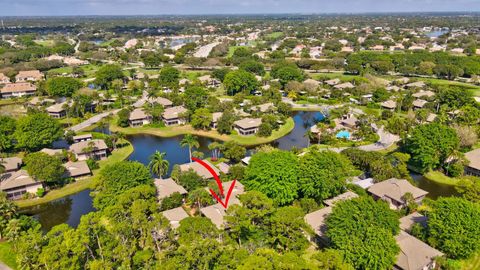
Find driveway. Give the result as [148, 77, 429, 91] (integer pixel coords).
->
[0, 262, 12, 270]
[68, 109, 120, 132]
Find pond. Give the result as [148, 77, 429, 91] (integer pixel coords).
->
[425, 29, 449, 38]
[21, 189, 94, 232]
[411, 173, 459, 199]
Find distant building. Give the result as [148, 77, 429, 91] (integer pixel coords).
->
[234, 118, 262, 136]
[368, 178, 428, 210]
[162, 106, 187, 126]
[161, 207, 189, 229]
[63, 161, 92, 179]
[0, 73, 10, 84]
[128, 108, 152, 127]
[0, 157, 22, 172]
[381, 100, 397, 111]
[46, 102, 68, 118]
[179, 160, 220, 179]
[211, 112, 223, 129]
[412, 99, 428, 110]
[15, 70, 43, 82]
[69, 139, 108, 161]
[155, 178, 188, 200]
[73, 134, 93, 143]
[395, 231, 443, 270]
[148, 97, 173, 108]
[0, 170, 43, 200]
[1, 82, 36, 99]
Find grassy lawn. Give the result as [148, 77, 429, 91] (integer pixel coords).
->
[423, 171, 462, 186]
[15, 141, 133, 208]
[266, 32, 284, 39]
[34, 39, 54, 47]
[0, 241, 17, 270]
[227, 46, 241, 57]
[110, 117, 295, 147]
[461, 252, 480, 270]
[47, 66, 73, 75]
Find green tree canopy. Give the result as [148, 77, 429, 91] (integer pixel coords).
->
[94, 64, 124, 89]
[243, 150, 300, 205]
[326, 197, 400, 270]
[14, 113, 63, 152]
[239, 60, 265, 76]
[24, 152, 65, 184]
[223, 69, 259, 96]
[45, 77, 82, 97]
[159, 65, 180, 88]
[0, 115, 16, 151]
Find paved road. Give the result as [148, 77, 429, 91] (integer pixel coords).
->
[68, 109, 120, 132]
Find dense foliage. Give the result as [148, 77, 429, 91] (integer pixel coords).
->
[14, 113, 63, 152]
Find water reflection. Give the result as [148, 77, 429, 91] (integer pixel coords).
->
[274, 111, 324, 150]
[411, 173, 459, 199]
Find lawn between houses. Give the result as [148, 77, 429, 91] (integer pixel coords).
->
[109, 117, 295, 146]
[0, 241, 17, 270]
[14, 140, 134, 208]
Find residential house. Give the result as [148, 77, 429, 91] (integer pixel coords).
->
[40, 148, 63, 156]
[69, 139, 108, 161]
[161, 207, 190, 229]
[395, 231, 443, 270]
[324, 191, 359, 207]
[334, 82, 355, 90]
[234, 118, 262, 136]
[412, 99, 428, 110]
[426, 113, 437, 123]
[179, 160, 220, 179]
[0, 157, 22, 172]
[63, 161, 92, 179]
[341, 46, 354, 53]
[371, 45, 385, 51]
[324, 78, 341, 86]
[200, 181, 244, 228]
[412, 90, 435, 99]
[27, 97, 55, 107]
[250, 102, 276, 113]
[339, 114, 358, 128]
[155, 178, 188, 200]
[0, 73, 10, 84]
[162, 106, 187, 126]
[399, 212, 427, 233]
[406, 81, 426, 89]
[211, 112, 223, 129]
[46, 102, 68, 118]
[0, 170, 43, 199]
[198, 75, 220, 88]
[464, 148, 480, 177]
[1, 82, 36, 99]
[368, 178, 428, 210]
[149, 97, 173, 108]
[73, 134, 93, 143]
[15, 70, 43, 82]
[381, 100, 397, 111]
[128, 108, 152, 127]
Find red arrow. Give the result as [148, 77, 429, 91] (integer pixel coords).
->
[192, 157, 237, 209]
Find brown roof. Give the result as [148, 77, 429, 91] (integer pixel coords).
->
[69, 139, 108, 154]
[0, 157, 22, 172]
[46, 102, 68, 113]
[334, 82, 355, 89]
[155, 178, 188, 199]
[162, 207, 189, 229]
[395, 231, 443, 270]
[0, 73, 10, 82]
[129, 108, 150, 121]
[212, 112, 223, 122]
[16, 70, 43, 80]
[200, 203, 226, 228]
[381, 100, 397, 109]
[234, 118, 262, 129]
[162, 106, 187, 120]
[412, 99, 428, 108]
[63, 161, 91, 178]
[0, 170, 39, 191]
[149, 97, 173, 107]
[73, 134, 93, 141]
[399, 212, 427, 232]
[465, 148, 480, 171]
[251, 103, 275, 113]
[368, 178, 428, 203]
[179, 160, 220, 179]
[324, 191, 359, 207]
[1, 82, 36, 93]
[40, 148, 63, 156]
[304, 206, 333, 239]
[412, 90, 435, 98]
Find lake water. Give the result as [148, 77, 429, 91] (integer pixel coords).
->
[411, 173, 459, 199]
[22, 110, 457, 231]
[425, 30, 449, 38]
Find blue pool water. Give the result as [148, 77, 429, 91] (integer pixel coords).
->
[336, 130, 351, 139]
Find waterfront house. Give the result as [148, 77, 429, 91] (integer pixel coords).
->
[179, 159, 220, 179]
[250, 102, 276, 113]
[161, 207, 189, 229]
[0, 157, 22, 172]
[368, 178, 428, 210]
[234, 118, 262, 136]
[200, 181, 244, 228]
[162, 106, 187, 126]
[69, 139, 108, 161]
[211, 112, 223, 129]
[412, 99, 428, 110]
[73, 134, 93, 143]
[46, 102, 68, 118]
[395, 231, 443, 270]
[0, 73, 10, 84]
[15, 70, 43, 82]
[464, 148, 480, 177]
[63, 161, 92, 179]
[1, 82, 36, 99]
[0, 170, 43, 199]
[155, 178, 188, 200]
[128, 108, 152, 127]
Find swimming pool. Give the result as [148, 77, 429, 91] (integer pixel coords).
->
[336, 130, 351, 139]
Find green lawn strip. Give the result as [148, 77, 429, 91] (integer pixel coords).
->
[110, 117, 295, 147]
[0, 241, 18, 270]
[15, 141, 133, 208]
[460, 252, 480, 270]
[423, 171, 462, 186]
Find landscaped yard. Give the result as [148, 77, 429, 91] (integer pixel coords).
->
[461, 252, 480, 270]
[423, 171, 463, 186]
[0, 241, 17, 270]
[15, 141, 133, 208]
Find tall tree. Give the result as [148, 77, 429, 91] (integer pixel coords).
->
[148, 151, 170, 179]
[14, 113, 63, 152]
[180, 134, 199, 163]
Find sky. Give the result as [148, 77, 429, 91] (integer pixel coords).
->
[1, 0, 480, 16]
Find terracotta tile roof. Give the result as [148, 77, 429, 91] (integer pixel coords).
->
[1, 82, 36, 93]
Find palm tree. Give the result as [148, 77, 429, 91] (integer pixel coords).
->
[181, 134, 199, 163]
[208, 142, 221, 161]
[148, 151, 170, 179]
